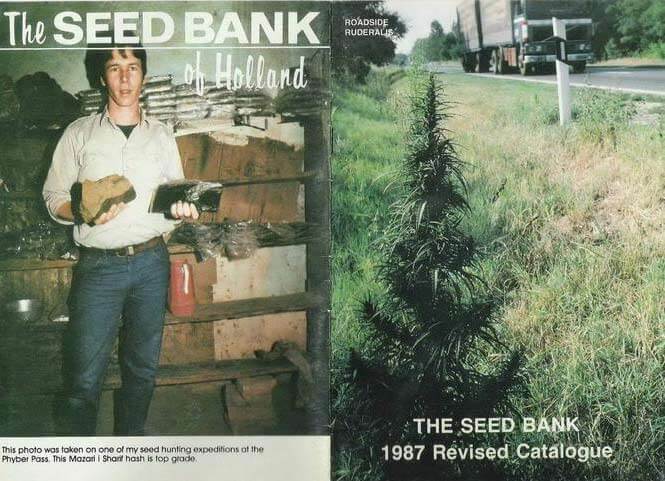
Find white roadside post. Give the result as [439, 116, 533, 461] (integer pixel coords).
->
[553, 17, 571, 125]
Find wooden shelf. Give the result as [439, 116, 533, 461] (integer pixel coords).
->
[168, 222, 321, 254]
[219, 170, 316, 186]
[0, 249, 194, 271]
[0, 258, 75, 271]
[173, 118, 236, 137]
[104, 357, 297, 390]
[0, 222, 320, 271]
[0, 245, 199, 270]
[165, 291, 323, 325]
[3, 291, 322, 332]
[1, 357, 298, 397]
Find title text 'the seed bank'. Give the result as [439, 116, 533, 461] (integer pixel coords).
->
[2, 11, 322, 46]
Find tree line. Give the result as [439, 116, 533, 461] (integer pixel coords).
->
[595, 0, 665, 58]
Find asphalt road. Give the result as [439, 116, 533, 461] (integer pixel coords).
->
[437, 64, 665, 97]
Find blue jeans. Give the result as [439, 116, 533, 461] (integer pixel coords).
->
[65, 241, 169, 435]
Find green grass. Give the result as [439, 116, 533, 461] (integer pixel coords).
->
[332, 71, 665, 480]
[331, 78, 407, 365]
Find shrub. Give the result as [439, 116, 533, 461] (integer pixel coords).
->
[642, 42, 665, 59]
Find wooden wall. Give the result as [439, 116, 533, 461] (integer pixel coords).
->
[173, 122, 307, 364]
[0, 262, 72, 320]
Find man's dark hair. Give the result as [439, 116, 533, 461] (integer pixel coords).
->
[84, 31, 147, 89]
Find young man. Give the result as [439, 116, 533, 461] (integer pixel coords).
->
[43, 41, 197, 435]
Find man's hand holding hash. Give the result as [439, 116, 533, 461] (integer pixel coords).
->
[93, 199, 199, 225]
[170, 200, 200, 220]
[95, 202, 126, 224]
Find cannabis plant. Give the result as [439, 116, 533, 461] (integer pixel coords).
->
[336, 74, 521, 481]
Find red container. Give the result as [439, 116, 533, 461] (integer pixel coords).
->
[168, 259, 196, 317]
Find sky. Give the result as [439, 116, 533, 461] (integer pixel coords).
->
[383, 0, 458, 54]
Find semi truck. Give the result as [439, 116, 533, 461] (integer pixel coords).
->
[457, 0, 594, 75]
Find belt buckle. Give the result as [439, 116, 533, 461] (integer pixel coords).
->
[115, 245, 134, 257]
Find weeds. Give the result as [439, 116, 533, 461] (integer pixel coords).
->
[574, 89, 636, 147]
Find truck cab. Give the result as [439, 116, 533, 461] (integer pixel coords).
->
[457, 0, 594, 75]
[513, 0, 593, 74]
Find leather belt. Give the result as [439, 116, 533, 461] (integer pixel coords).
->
[79, 236, 164, 257]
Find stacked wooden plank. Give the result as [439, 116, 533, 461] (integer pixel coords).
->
[273, 78, 329, 118]
[234, 89, 273, 117]
[174, 83, 209, 122]
[207, 86, 236, 122]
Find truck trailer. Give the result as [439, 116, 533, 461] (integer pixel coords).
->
[457, 0, 594, 75]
